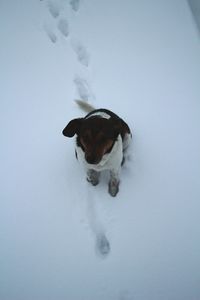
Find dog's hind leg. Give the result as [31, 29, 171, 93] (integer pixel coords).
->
[121, 133, 132, 166]
[87, 169, 100, 186]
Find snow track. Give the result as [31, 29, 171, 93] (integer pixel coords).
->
[86, 186, 110, 258]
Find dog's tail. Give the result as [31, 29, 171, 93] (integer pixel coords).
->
[75, 99, 96, 113]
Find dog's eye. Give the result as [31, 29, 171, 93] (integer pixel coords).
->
[99, 136, 109, 144]
[80, 134, 90, 150]
[99, 139, 106, 145]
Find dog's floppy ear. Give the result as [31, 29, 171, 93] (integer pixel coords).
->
[109, 118, 131, 138]
[62, 118, 83, 137]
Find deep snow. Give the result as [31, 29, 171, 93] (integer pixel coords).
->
[0, 0, 200, 299]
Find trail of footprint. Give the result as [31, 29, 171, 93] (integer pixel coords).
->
[47, 0, 61, 18]
[74, 76, 94, 101]
[70, 0, 80, 12]
[57, 18, 69, 37]
[44, 24, 57, 43]
[86, 187, 111, 259]
[71, 38, 90, 67]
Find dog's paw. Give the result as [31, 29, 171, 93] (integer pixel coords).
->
[108, 179, 119, 197]
[87, 177, 99, 186]
[87, 170, 100, 186]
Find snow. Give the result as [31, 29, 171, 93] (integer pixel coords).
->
[0, 0, 200, 299]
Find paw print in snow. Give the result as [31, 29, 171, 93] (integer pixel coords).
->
[70, 0, 80, 12]
[57, 19, 69, 37]
[71, 39, 90, 67]
[47, 0, 61, 18]
[74, 76, 94, 101]
[44, 24, 57, 43]
[95, 233, 110, 258]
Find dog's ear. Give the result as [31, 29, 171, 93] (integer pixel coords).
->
[62, 118, 83, 137]
[109, 118, 131, 138]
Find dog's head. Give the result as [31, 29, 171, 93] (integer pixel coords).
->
[62, 116, 125, 164]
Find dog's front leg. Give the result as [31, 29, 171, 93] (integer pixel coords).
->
[87, 169, 100, 186]
[108, 169, 120, 197]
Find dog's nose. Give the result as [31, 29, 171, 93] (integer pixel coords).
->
[85, 155, 99, 164]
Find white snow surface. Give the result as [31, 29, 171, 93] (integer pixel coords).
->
[1, 1, 200, 300]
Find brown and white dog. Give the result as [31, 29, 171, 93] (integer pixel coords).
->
[62, 100, 132, 196]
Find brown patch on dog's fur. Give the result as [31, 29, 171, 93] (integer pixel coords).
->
[80, 128, 115, 164]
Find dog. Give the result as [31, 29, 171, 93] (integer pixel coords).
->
[62, 100, 132, 196]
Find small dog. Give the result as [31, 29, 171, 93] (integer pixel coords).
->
[62, 100, 132, 196]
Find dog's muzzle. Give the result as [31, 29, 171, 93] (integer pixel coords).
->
[85, 154, 101, 165]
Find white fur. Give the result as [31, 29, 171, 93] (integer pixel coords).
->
[85, 111, 111, 120]
[123, 132, 132, 151]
